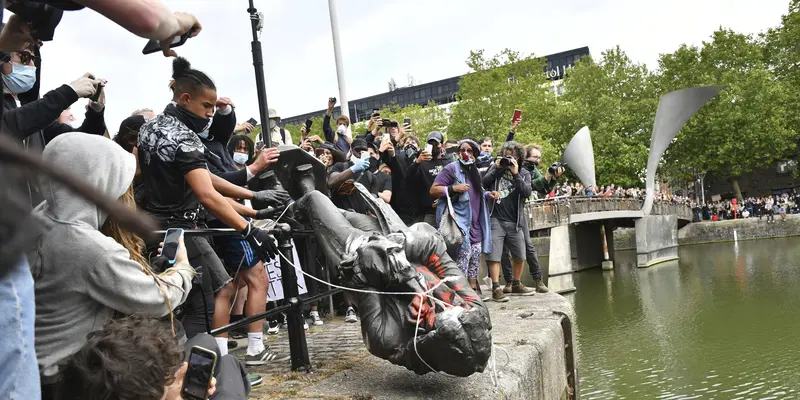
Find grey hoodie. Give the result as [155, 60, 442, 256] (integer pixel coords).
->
[26, 133, 195, 377]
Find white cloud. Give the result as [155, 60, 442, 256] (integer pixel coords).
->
[13, 0, 790, 135]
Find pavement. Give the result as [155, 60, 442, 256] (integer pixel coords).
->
[229, 318, 369, 399]
[232, 291, 575, 400]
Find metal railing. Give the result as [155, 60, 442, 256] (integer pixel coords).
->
[155, 226, 338, 372]
[525, 196, 693, 231]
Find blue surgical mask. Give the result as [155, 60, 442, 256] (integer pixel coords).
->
[197, 129, 209, 139]
[2, 62, 37, 94]
[233, 152, 249, 165]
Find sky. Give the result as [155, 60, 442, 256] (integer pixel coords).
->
[19, 0, 792, 135]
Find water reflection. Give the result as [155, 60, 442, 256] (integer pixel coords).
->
[573, 237, 800, 399]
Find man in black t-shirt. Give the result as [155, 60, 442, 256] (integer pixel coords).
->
[481, 141, 533, 302]
[327, 138, 377, 214]
[138, 58, 287, 367]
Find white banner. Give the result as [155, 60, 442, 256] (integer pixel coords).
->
[265, 239, 308, 301]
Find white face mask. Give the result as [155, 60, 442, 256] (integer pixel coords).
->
[2, 62, 37, 94]
[338, 124, 352, 138]
[232, 151, 249, 165]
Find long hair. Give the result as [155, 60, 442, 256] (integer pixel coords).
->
[100, 185, 148, 270]
[458, 139, 483, 192]
[99, 185, 176, 332]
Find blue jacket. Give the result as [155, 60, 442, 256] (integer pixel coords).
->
[435, 162, 492, 254]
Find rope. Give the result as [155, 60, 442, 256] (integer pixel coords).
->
[275, 249, 463, 378]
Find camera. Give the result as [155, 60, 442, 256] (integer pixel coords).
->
[499, 155, 515, 169]
[6, 1, 70, 42]
[381, 118, 398, 128]
[548, 162, 567, 175]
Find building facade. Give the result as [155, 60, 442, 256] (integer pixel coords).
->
[281, 46, 591, 126]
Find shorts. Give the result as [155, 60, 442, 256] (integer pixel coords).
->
[214, 235, 260, 272]
[488, 218, 525, 262]
[185, 235, 232, 294]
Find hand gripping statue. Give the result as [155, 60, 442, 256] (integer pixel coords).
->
[259, 145, 493, 377]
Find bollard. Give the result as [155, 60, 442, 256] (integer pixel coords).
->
[276, 223, 312, 372]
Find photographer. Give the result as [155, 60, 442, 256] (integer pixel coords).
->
[2, 46, 106, 146]
[499, 144, 564, 295]
[481, 141, 533, 302]
[406, 131, 451, 226]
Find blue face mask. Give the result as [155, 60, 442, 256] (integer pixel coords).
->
[232, 152, 249, 165]
[197, 129, 210, 139]
[2, 62, 37, 94]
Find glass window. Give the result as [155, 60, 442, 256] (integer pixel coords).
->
[421, 88, 427, 98]
[414, 90, 420, 99]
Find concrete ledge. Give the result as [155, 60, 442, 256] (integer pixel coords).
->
[296, 293, 576, 400]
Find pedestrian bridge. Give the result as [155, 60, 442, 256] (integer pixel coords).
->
[524, 197, 693, 294]
[526, 196, 693, 231]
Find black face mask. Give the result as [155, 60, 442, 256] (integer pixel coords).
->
[369, 157, 380, 172]
[522, 160, 538, 171]
[164, 103, 212, 134]
[404, 145, 418, 159]
[431, 145, 441, 157]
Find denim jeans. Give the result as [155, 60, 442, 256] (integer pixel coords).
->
[0, 256, 40, 400]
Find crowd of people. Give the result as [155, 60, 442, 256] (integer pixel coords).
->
[692, 192, 800, 222]
[0, 2, 570, 398]
[539, 180, 800, 224]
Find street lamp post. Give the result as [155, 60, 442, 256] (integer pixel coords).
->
[327, 0, 349, 121]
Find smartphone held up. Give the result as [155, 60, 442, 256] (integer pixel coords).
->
[161, 228, 184, 264]
[181, 346, 217, 400]
[142, 31, 193, 55]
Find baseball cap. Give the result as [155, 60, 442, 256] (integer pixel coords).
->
[427, 131, 444, 144]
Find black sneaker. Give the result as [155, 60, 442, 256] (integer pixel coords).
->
[245, 347, 289, 366]
[227, 339, 238, 350]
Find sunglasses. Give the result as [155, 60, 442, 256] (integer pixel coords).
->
[16, 52, 39, 65]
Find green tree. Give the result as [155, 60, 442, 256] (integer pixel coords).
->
[765, 0, 800, 140]
[553, 46, 657, 187]
[448, 49, 557, 151]
[657, 29, 795, 200]
[376, 101, 449, 142]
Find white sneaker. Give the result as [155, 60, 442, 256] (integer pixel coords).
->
[310, 310, 324, 326]
[304, 322, 309, 331]
[267, 320, 279, 335]
[344, 306, 358, 323]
